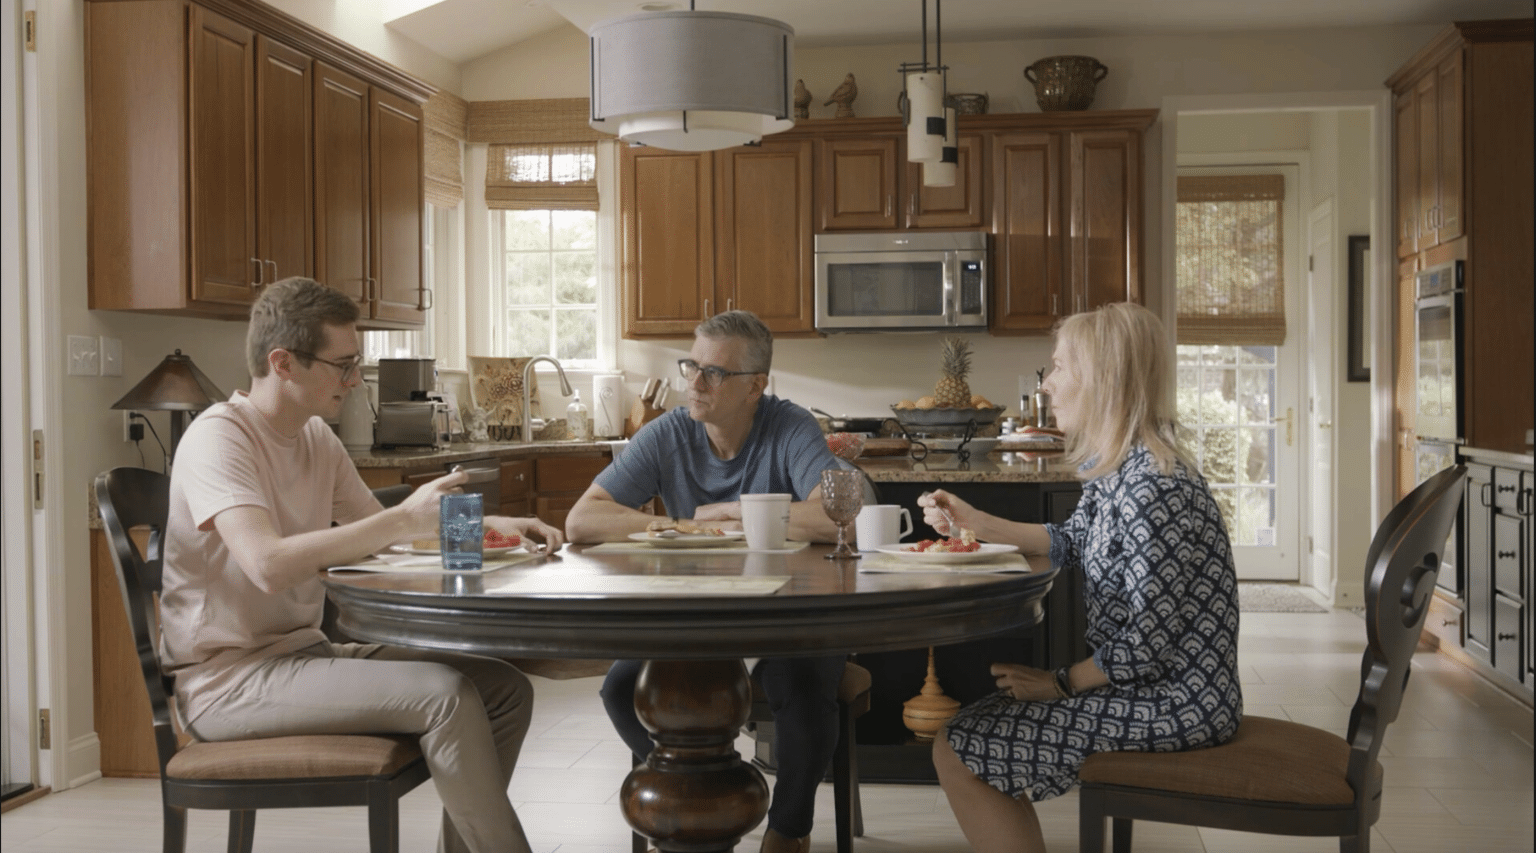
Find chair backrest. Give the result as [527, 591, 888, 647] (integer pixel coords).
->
[95, 466, 179, 772]
[1344, 464, 1466, 797]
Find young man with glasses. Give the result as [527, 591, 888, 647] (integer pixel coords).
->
[159, 277, 563, 853]
[566, 310, 848, 853]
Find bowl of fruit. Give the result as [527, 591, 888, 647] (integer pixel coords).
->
[890, 337, 1004, 435]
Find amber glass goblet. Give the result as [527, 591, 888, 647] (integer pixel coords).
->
[820, 468, 864, 559]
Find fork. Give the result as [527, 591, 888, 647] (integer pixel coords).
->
[919, 490, 956, 535]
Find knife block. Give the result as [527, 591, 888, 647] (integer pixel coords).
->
[626, 398, 665, 437]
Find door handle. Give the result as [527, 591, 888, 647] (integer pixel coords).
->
[263, 259, 278, 282]
[1272, 407, 1294, 447]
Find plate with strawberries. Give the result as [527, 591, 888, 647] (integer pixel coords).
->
[873, 541, 1019, 564]
[399, 528, 523, 557]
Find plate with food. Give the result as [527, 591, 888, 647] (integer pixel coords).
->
[396, 529, 523, 557]
[873, 541, 1020, 564]
[629, 518, 746, 547]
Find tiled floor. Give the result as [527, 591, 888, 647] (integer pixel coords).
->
[3, 607, 1532, 852]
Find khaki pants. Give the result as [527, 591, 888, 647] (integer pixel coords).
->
[185, 642, 533, 853]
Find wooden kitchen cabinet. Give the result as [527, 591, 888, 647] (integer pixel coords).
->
[1393, 48, 1466, 258]
[622, 140, 818, 338]
[533, 453, 611, 533]
[620, 146, 716, 337]
[989, 120, 1149, 333]
[500, 458, 533, 517]
[817, 135, 902, 230]
[313, 63, 426, 328]
[904, 133, 987, 229]
[714, 139, 816, 334]
[1458, 452, 1533, 700]
[86, 0, 431, 324]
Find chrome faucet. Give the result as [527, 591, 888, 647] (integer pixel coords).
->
[522, 355, 574, 442]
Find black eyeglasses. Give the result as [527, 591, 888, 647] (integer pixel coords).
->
[677, 359, 760, 388]
[291, 350, 363, 383]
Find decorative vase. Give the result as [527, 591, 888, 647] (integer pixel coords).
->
[901, 647, 961, 740]
[1024, 55, 1108, 111]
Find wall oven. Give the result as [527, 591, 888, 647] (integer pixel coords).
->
[1414, 259, 1464, 452]
[813, 231, 988, 332]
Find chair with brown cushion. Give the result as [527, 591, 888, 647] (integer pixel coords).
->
[1076, 464, 1467, 853]
[95, 467, 432, 853]
[630, 659, 872, 853]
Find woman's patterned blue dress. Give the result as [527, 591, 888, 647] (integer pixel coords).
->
[944, 444, 1243, 800]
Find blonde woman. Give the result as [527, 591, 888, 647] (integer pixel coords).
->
[918, 303, 1242, 852]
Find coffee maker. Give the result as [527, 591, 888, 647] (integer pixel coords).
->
[374, 358, 440, 448]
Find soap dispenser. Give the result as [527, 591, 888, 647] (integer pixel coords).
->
[566, 391, 591, 441]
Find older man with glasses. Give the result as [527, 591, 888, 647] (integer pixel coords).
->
[567, 310, 848, 853]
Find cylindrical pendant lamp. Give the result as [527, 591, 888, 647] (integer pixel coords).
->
[905, 71, 945, 163]
[589, 11, 795, 152]
[922, 107, 959, 187]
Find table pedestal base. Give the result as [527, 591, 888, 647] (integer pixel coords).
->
[622, 659, 769, 852]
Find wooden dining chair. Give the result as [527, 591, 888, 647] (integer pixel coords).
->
[95, 467, 432, 853]
[630, 660, 872, 853]
[1076, 464, 1467, 853]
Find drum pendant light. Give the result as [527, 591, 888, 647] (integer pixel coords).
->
[900, 0, 948, 164]
[588, 5, 795, 152]
[922, 106, 959, 187]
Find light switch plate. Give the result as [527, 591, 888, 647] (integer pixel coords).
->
[67, 335, 100, 376]
[99, 336, 123, 377]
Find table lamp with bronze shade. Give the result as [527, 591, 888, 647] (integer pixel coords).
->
[111, 349, 225, 463]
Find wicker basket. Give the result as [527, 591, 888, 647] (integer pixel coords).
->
[1024, 56, 1108, 111]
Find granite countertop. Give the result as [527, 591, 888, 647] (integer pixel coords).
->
[350, 440, 627, 468]
[856, 451, 1079, 483]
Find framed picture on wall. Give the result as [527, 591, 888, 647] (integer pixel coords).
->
[1346, 235, 1371, 382]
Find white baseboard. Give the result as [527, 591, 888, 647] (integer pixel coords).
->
[63, 733, 102, 790]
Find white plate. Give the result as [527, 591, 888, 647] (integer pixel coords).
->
[872, 542, 1020, 563]
[628, 531, 746, 548]
[395, 545, 520, 557]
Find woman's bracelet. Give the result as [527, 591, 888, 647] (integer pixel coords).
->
[1053, 666, 1076, 699]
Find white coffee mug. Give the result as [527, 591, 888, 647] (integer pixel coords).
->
[740, 493, 791, 550]
[855, 504, 914, 550]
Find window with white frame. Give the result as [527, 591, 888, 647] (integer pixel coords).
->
[491, 209, 599, 366]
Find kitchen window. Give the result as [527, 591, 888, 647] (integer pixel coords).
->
[485, 141, 615, 371]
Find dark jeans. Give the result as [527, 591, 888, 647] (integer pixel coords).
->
[600, 655, 845, 839]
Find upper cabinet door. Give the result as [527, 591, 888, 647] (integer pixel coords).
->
[621, 146, 716, 337]
[990, 131, 1062, 333]
[188, 6, 257, 307]
[370, 88, 425, 324]
[1415, 71, 1441, 250]
[1436, 53, 1464, 243]
[313, 62, 370, 307]
[255, 36, 313, 287]
[715, 139, 815, 335]
[817, 136, 901, 230]
[906, 133, 986, 229]
[1068, 129, 1141, 313]
[1394, 90, 1420, 259]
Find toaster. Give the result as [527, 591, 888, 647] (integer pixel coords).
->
[374, 402, 439, 449]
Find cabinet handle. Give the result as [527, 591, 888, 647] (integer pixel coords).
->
[1497, 550, 1516, 559]
[1051, 293, 1059, 315]
[703, 298, 712, 317]
[1497, 632, 1517, 641]
[264, 259, 278, 282]
[250, 258, 264, 286]
[885, 195, 893, 218]
[1441, 617, 1459, 626]
[1480, 482, 1493, 507]
[419, 287, 434, 311]
[726, 298, 733, 312]
[1496, 484, 1516, 494]
[1519, 489, 1531, 516]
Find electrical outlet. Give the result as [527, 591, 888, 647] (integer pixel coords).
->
[100, 336, 123, 377]
[123, 411, 138, 442]
[67, 335, 100, 376]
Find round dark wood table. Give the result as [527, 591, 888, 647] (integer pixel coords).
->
[323, 544, 1055, 852]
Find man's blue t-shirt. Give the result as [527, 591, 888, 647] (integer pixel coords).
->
[595, 395, 842, 519]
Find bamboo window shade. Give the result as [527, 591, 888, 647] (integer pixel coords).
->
[471, 99, 606, 211]
[1175, 174, 1286, 346]
[423, 91, 468, 208]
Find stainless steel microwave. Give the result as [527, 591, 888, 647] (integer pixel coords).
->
[813, 231, 988, 332]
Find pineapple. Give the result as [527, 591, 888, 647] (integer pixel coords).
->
[933, 337, 973, 408]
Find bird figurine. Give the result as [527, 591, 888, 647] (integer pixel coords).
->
[793, 78, 812, 120]
[824, 73, 858, 118]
